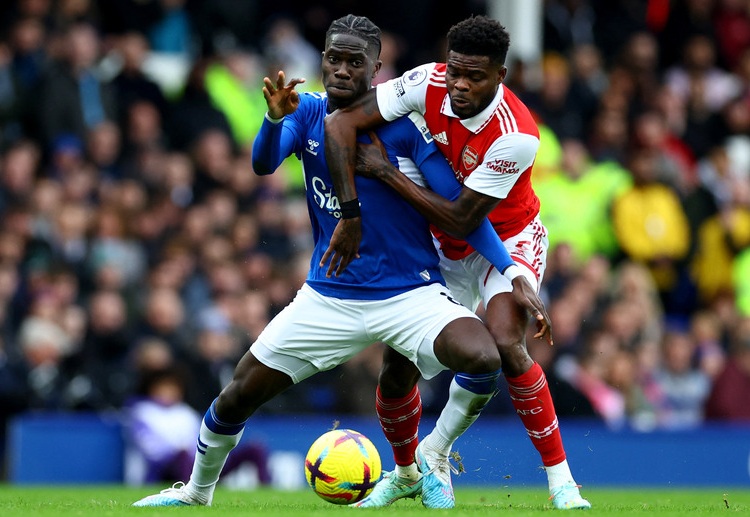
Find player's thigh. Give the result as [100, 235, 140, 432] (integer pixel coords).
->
[367, 283, 486, 380]
[481, 218, 549, 357]
[251, 284, 372, 383]
[432, 315, 501, 374]
[482, 216, 549, 304]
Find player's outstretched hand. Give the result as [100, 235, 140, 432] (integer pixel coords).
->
[262, 71, 306, 119]
[356, 132, 393, 180]
[320, 218, 361, 277]
[510, 276, 553, 345]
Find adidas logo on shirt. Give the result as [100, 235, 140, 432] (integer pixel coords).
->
[432, 131, 448, 145]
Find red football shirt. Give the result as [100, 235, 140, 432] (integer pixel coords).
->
[377, 62, 541, 259]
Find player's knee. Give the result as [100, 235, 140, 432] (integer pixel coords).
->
[216, 373, 267, 420]
[378, 350, 420, 397]
[461, 345, 502, 375]
[496, 341, 533, 376]
[216, 381, 250, 417]
[378, 365, 419, 398]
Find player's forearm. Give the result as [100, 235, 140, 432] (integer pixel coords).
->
[463, 219, 515, 273]
[252, 115, 286, 175]
[325, 92, 388, 205]
[378, 169, 471, 236]
[324, 113, 359, 204]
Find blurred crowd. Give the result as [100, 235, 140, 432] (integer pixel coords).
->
[0, 0, 749, 477]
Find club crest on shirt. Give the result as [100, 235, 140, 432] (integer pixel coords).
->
[461, 145, 479, 171]
[403, 68, 427, 86]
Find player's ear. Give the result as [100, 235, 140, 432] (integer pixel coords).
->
[497, 65, 507, 85]
[372, 59, 382, 79]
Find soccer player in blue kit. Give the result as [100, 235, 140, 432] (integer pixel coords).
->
[132, 14, 550, 507]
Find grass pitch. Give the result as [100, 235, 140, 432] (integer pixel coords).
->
[0, 485, 748, 516]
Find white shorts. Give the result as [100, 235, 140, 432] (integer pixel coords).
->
[437, 215, 549, 312]
[250, 282, 480, 383]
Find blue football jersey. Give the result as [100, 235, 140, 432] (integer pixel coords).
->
[253, 92, 446, 300]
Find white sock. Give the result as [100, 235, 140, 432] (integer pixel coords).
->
[430, 376, 494, 457]
[545, 459, 575, 490]
[395, 462, 420, 481]
[185, 406, 245, 503]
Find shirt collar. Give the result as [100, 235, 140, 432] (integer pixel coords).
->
[440, 83, 505, 133]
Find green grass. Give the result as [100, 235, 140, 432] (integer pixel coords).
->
[0, 485, 748, 516]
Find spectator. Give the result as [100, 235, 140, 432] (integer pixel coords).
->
[124, 365, 271, 486]
[189, 128, 235, 201]
[85, 121, 125, 182]
[34, 21, 117, 151]
[630, 109, 696, 194]
[555, 329, 627, 429]
[704, 316, 750, 421]
[166, 58, 233, 152]
[649, 329, 711, 429]
[16, 315, 74, 409]
[586, 104, 630, 164]
[610, 146, 691, 310]
[133, 286, 193, 360]
[87, 206, 148, 291]
[614, 31, 662, 117]
[0, 139, 41, 214]
[536, 138, 630, 264]
[523, 53, 588, 141]
[110, 31, 169, 124]
[543, 0, 596, 55]
[663, 33, 742, 115]
[713, 0, 750, 70]
[690, 176, 750, 305]
[656, 0, 717, 70]
[204, 49, 267, 148]
[261, 16, 321, 92]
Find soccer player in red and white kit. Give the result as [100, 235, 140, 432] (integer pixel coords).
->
[325, 15, 591, 510]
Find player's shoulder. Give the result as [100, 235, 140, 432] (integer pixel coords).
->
[378, 112, 432, 145]
[496, 85, 539, 137]
[288, 91, 327, 124]
[301, 91, 326, 101]
[298, 91, 327, 111]
[389, 62, 442, 90]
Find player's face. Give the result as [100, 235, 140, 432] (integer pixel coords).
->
[322, 34, 381, 111]
[444, 51, 506, 119]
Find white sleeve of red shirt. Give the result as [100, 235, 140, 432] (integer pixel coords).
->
[375, 63, 435, 121]
[464, 132, 539, 200]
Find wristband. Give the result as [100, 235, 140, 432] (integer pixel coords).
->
[502, 263, 523, 282]
[340, 198, 361, 219]
[265, 112, 285, 124]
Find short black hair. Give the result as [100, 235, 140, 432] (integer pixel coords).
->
[447, 15, 510, 66]
[325, 14, 381, 58]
